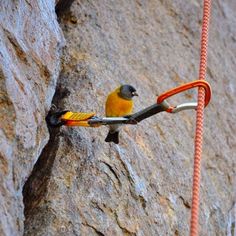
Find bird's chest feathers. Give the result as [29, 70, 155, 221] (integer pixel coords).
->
[106, 92, 133, 117]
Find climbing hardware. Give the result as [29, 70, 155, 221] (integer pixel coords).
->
[47, 80, 211, 128]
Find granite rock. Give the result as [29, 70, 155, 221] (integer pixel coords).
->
[0, 0, 235, 236]
[24, 0, 236, 235]
[0, 1, 63, 235]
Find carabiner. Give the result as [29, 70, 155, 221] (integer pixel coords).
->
[157, 80, 211, 113]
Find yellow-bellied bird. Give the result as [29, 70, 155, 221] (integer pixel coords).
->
[105, 84, 138, 144]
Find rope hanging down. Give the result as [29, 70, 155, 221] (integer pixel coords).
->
[190, 0, 211, 235]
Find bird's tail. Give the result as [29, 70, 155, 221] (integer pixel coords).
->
[105, 131, 119, 144]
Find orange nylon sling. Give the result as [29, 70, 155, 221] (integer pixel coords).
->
[190, 0, 211, 235]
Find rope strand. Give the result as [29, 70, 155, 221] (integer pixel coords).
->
[190, 0, 211, 235]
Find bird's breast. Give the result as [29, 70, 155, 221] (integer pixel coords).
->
[105, 92, 133, 117]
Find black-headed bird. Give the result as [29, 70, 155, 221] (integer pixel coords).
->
[105, 84, 138, 144]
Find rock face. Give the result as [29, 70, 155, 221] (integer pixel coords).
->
[0, 1, 63, 235]
[0, 0, 235, 236]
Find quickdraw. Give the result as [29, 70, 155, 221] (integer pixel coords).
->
[47, 80, 211, 128]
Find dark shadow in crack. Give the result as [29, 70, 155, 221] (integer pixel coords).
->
[56, 0, 75, 18]
[23, 82, 70, 229]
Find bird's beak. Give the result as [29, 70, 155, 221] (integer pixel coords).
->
[132, 91, 138, 96]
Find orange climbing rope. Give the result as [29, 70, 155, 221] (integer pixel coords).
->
[190, 0, 211, 235]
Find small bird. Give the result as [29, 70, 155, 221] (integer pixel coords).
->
[105, 84, 138, 144]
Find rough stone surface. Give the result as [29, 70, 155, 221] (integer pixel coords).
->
[23, 0, 236, 235]
[0, 0, 235, 236]
[0, 1, 63, 235]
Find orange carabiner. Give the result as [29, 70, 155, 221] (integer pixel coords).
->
[157, 80, 211, 113]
